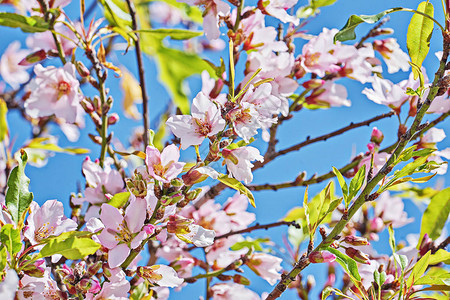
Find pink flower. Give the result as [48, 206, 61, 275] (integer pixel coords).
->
[86, 268, 130, 300]
[26, 23, 77, 55]
[223, 192, 256, 230]
[222, 146, 263, 184]
[428, 93, 450, 113]
[374, 192, 413, 228]
[18, 268, 64, 300]
[97, 198, 148, 268]
[306, 81, 351, 107]
[72, 157, 124, 219]
[247, 253, 282, 285]
[308, 251, 336, 263]
[166, 91, 226, 149]
[211, 283, 260, 300]
[258, 0, 299, 25]
[183, 0, 230, 40]
[362, 76, 408, 110]
[0, 41, 30, 89]
[370, 127, 384, 145]
[167, 215, 215, 247]
[24, 63, 84, 123]
[0, 270, 18, 299]
[358, 151, 390, 177]
[145, 145, 185, 183]
[137, 265, 183, 287]
[24, 200, 77, 246]
[373, 38, 410, 74]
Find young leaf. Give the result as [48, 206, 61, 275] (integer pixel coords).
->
[121, 69, 142, 120]
[0, 12, 49, 33]
[0, 224, 22, 256]
[428, 249, 450, 265]
[5, 150, 33, 225]
[406, 250, 431, 287]
[0, 98, 8, 142]
[108, 192, 131, 208]
[24, 137, 90, 155]
[326, 247, 361, 281]
[332, 167, 349, 206]
[37, 232, 100, 260]
[388, 225, 396, 254]
[334, 9, 397, 42]
[419, 187, 450, 242]
[407, 1, 434, 80]
[348, 164, 366, 201]
[217, 175, 256, 207]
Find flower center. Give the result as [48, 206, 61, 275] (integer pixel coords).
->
[34, 222, 56, 242]
[194, 118, 212, 136]
[153, 164, 166, 177]
[115, 221, 132, 243]
[57, 81, 71, 99]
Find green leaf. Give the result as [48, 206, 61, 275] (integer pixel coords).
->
[154, 47, 217, 114]
[407, 1, 434, 80]
[334, 9, 397, 42]
[407, 250, 431, 287]
[137, 29, 202, 40]
[5, 150, 33, 225]
[0, 247, 7, 271]
[348, 164, 365, 201]
[0, 98, 8, 142]
[0, 224, 22, 256]
[130, 282, 149, 300]
[0, 12, 49, 33]
[217, 175, 256, 207]
[388, 225, 396, 254]
[419, 188, 450, 242]
[108, 192, 130, 208]
[326, 247, 361, 281]
[428, 249, 450, 265]
[332, 167, 348, 206]
[37, 231, 100, 260]
[25, 137, 90, 155]
[393, 253, 408, 271]
[415, 267, 450, 285]
[231, 238, 270, 252]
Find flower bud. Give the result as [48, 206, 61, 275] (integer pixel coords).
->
[76, 61, 90, 77]
[309, 251, 336, 263]
[171, 178, 184, 187]
[185, 188, 202, 201]
[167, 215, 193, 235]
[108, 113, 119, 125]
[19, 49, 47, 66]
[343, 235, 370, 246]
[221, 148, 238, 164]
[302, 79, 324, 89]
[345, 247, 371, 264]
[233, 274, 251, 285]
[370, 127, 384, 145]
[370, 217, 384, 232]
[87, 261, 102, 277]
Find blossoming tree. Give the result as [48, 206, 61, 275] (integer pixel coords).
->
[0, 0, 449, 299]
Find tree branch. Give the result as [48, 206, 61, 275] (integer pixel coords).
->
[126, 0, 150, 149]
[265, 30, 450, 300]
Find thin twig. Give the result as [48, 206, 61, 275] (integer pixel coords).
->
[125, 0, 150, 149]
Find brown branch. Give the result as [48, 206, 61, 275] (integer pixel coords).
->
[125, 0, 150, 149]
[253, 111, 395, 170]
[265, 30, 450, 300]
[186, 221, 299, 251]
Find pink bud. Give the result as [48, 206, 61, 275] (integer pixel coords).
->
[309, 251, 336, 263]
[345, 247, 371, 264]
[221, 149, 239, 164]
[302, 79, 325, 89]
[343, 235, 370, 246]
[370, 217, 385, 232]
[143, 224, 156, 235]
[108, 113, 119, 125]
[367, 142, 375, 152]
[19, 49, 47, 66]
[370, 127, 384, 145]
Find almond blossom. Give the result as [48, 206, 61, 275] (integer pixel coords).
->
[137, 265, 183, 287]
[373, 38, 410, 74]
[374, 192, 414, 228]
[97, 198, 148, 268]
[362, 75, 408, 111]
[182, 0, 230, 40]
[247, 253, 283, 285]
[72, 157, 124, 219]
[24, 200, 77, 246]
[167, 215, 215, 247]
[166, 91, 226, 149]
[0, 41, 30, 89]
[24, 63, 84, 123]
[305, 80, 351, 107]
[145, 145, 185, 183]
[258, 0, 299, 25]
[211, 283, 260, 300]
[222, 146, 264, 184]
